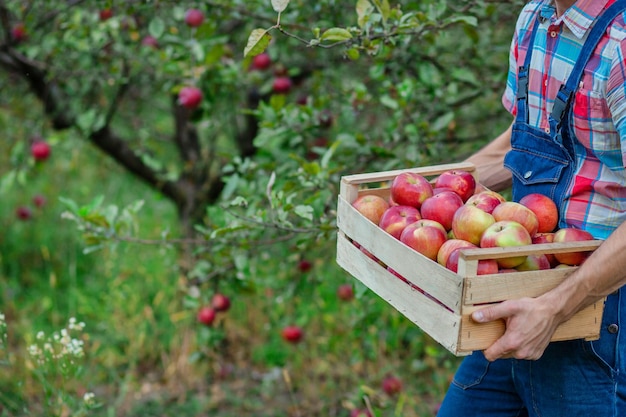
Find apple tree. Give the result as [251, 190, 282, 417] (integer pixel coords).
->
[0, 0, 521, 324]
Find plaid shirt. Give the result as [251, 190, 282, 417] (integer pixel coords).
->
[502, 0, 626, 239]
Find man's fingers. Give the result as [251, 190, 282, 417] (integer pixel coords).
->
[471, 303, 508, 323]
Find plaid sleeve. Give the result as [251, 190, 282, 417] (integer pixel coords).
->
[606, 36, 626, 167]
[501, 2, 545, 117]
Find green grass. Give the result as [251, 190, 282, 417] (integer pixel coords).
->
[0, 124, 460, 417]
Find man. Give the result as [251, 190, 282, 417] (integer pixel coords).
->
[437, 1, 626, 415]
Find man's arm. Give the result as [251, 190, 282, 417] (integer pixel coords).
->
[473, 221, 626, 361]
[465, 123, 513, 192]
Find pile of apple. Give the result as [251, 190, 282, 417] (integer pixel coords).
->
[351, 169, 596, 275]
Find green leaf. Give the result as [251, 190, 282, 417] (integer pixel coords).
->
[320, 28, 353, 42]
[430, 112, 455, 132]
[294, 205, 314, 221]
[356, 0, 374, 28]
[271, 0, 290, 13]
[447, 15, 478, 26]
[372, 0, 391, 21]
[243, 28, 272, 57]
[148, 17, 165, 38]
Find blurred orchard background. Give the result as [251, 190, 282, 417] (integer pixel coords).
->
[0, 0, 522, 416]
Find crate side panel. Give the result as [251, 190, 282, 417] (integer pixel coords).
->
[456, 301, 604, 353]
[337, 235, 465, 355]
[464, 268, 576, 305]
[337, 196, 463, 312]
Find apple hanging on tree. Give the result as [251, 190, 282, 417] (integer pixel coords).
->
[178, 86, 203, 110]
[31, 140, 51, 162]
[184, 8, 204, 27]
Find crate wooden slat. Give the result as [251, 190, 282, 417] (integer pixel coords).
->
[336, 162, 606, 356]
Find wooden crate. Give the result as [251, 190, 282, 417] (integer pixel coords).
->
[336, 162, 605, 356]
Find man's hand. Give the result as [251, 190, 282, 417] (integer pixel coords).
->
[471, 297, 561, 361]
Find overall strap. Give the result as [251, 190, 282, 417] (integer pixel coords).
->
[516, 15, 542, 124]
[551, 0, 626, 127]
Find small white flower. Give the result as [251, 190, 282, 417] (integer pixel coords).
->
[28, 344, 41, 357]
[36, 331, 45, 340]
[83, 392, 95, 405]
[0, 313, 5, 323]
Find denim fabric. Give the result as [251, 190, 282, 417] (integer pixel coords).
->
[437, 290, 625, 416]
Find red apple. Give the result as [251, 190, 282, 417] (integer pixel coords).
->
[178, 86, 203, 109]
[350, 409, 373, 417]
[390, 172, 433, 209]
[553, 227, 595, 266]
[16, 206, 32, 221]
[434, 170, 476, 202]
[184, 8, 204, 27]
[99, 8, 114, 21]
[446, 247, 499, 275]
[437, 239, 476, 267]
[479, 220, 532, 268]
[515, 253, 551, 271]
[197, 306, 216, 326]
[31, 140, 51, 161]
[532, 232, 558, 267]
[492, 201, 539, 237]
[352, 194, 390, 225]
[298, 259, 313, 273]
[32, 195, 46, 208]
[141, 35, 159, 49]
[272, 76, 292, 94]
[11, 23, 27, 43]
[465, 191, 503, 214]
[400, 220, 448, 261]
[211, 293, 231, 312]
[337, 284, 354, 301]
[378, 205, 421, 239]
[382, 374, 403, 396]
[281, 325, 304, 344]
[451, 205, 496, 245]
[420, 190, 463, 231]
[251, 53, 272, 70]
[519, 193, 559, 233]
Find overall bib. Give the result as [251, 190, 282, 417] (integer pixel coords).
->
[438, 3, 626, 416]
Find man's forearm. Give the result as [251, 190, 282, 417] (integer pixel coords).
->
[542, 221, 626, 324]
[466, 123, 513, 192]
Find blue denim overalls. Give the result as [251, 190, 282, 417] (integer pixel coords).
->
[438, 2, 626, 416]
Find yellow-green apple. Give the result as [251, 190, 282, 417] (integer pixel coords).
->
[479, 220, 532, 268]
[400, 220, 448, 261]
[531, 232, 558, 267]
[434, 170, 476, 202]
[352, 194, 390, 225]
[420, 191, 463, 231]
[390, 172, 434, 209]
[519, 193, 559, 233]
[515, 253, 551, 271]
[492, 201, 539, 237]
[378, 205, 421, 239]
[451, 205, 496, 245]
[437, 238, 476, 267]
[465, 191, 503, 214]
[553, 227, 595, 266]
[446, 246, 499, 275]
